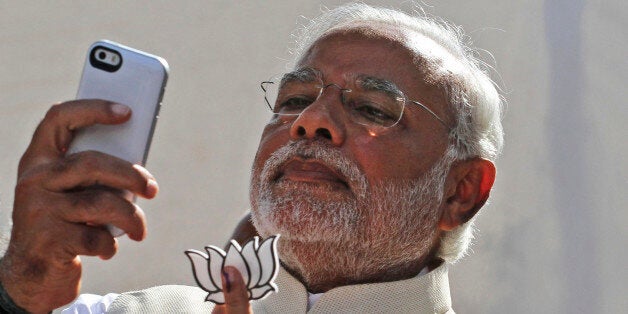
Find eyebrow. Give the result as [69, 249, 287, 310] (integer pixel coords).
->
[356, 75, 404, 100]
[286, 67, 403, 93]
[281, 67, 321, 85]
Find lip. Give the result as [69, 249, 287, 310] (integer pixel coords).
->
[276, 158, 348, 189]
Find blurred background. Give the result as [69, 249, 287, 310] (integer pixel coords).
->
[0, 1, 625, 313]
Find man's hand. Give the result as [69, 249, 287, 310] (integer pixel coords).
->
[212, 266, 253, 314]
[0, 100, 158, 314]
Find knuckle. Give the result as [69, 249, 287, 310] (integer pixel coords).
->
[77, 151, 102, 172]
[13, 173, 47, 216]
[44, 103, 63, 121]
[14, 174, 38, 198]
[65, 151, 103, 177]
[18, 151, 36, 172]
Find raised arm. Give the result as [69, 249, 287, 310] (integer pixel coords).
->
[0, 100, 158, 313]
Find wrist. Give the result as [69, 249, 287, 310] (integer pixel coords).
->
[0, 255, 34, 314]
[0, 277, 29, 314]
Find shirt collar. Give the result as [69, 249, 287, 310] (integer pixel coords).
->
[253, 263, 452, 313]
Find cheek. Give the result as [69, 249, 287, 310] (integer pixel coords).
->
[352, 134, 408, 179]
[351, 132, 444, 181]
[252, 120, 291, 171]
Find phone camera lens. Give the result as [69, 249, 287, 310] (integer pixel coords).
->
[98, 51, 106, 60]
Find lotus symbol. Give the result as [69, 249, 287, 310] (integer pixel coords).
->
[185, 235, 280, 304]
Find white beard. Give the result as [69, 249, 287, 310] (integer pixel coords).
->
[250, 140, 453, 285]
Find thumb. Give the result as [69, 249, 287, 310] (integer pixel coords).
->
[212, 266, 252, 314]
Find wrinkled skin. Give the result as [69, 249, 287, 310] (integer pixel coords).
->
[0, 100, 157, 313]
[0, 30, 495, 314]
[249, 31, 495, 294]
[250, 32, 451, 291]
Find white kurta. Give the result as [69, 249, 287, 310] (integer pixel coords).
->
[101, 263, 454, 313]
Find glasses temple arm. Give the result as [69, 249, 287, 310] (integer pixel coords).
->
[261, 81, 274, 111]
[409, 100, 449, 129]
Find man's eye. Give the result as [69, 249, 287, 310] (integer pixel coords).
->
[350, 101, 397, 125]
[275, 97, 313, 114]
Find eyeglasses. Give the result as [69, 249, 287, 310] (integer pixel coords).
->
[260, 68, 449, 131]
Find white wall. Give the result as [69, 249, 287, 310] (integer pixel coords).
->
[0, 1, 625, 313]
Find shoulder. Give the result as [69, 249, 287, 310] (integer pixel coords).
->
[106, 285, 215, 314]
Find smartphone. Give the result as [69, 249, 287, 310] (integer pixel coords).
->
[68, 40, 169, 236]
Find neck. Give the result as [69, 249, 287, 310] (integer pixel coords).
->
[279, 239, 442, 293]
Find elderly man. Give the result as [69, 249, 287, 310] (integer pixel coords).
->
[0, 3, 502, 313]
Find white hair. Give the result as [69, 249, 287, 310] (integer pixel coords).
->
[290, 3, 504, 263]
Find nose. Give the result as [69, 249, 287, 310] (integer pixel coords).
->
[289, 90, 346, 146]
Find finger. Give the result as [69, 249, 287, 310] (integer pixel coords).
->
[212, 305, 226, 314]
[41, 151, 158, 199]
[55, 189, 148, 241]
[20, 100, 131, 172]
[220, 266, 252, 314]
[58, 223, 119, 260]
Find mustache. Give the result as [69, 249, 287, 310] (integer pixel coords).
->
[260, 140, 368, 194]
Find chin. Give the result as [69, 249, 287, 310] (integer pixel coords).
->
[250, 166, 362, 242]
[250, 193, 360, 244]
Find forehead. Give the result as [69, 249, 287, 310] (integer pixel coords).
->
[298, 28, 454, 120]
[298, 30, 418, 82]
[298, 25, 464, 77]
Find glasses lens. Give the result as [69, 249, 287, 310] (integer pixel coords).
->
[344, 82, 404, 128]
[261, 73, 406, 129]
[276, 79, 321, 115]
[263, 77, 321, 115]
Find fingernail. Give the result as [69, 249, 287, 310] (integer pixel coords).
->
[223, 270, 232, 293]
[111, 103, 130, 116]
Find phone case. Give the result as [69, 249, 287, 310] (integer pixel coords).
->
[68, 40, 169, 166]
[68, 40, 168, 236]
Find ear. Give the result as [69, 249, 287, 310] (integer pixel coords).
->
[438, 158, 496, 231]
